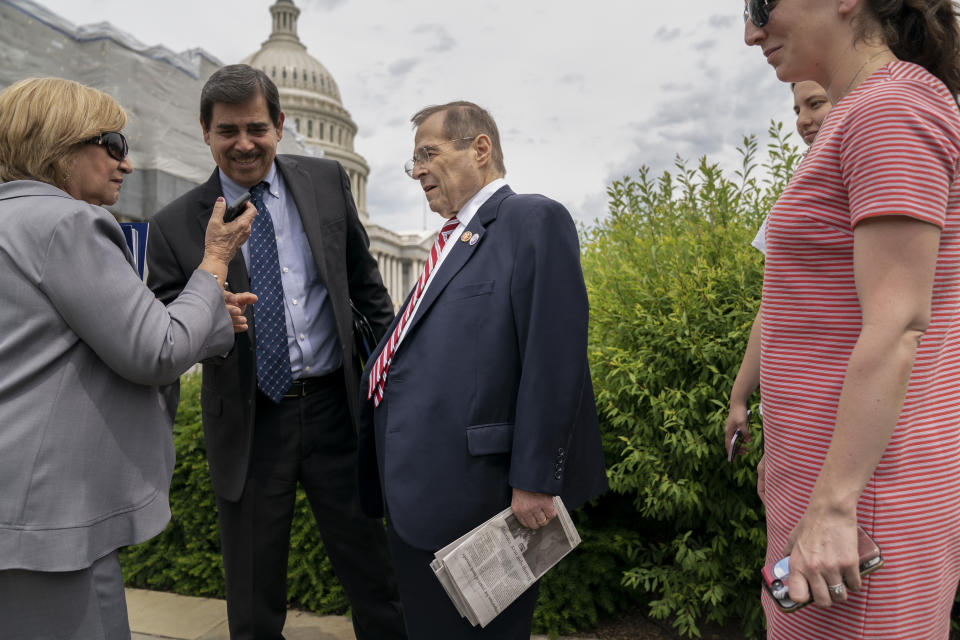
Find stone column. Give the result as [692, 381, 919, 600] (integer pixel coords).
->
[392, 256, 400, 302]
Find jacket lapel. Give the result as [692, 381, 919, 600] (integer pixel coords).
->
[277, 156, 330, 287]
[398, 185, 513, 343]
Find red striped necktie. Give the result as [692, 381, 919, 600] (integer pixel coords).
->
[368, 217, 461, 407]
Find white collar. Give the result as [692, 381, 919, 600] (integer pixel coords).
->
[453, 177, 507, 227]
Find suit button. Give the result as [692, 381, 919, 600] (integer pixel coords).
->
[554, 471, 562, 479]
[558, 448, 565, 455]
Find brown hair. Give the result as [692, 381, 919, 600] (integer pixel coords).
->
[862, 0, 960, 95]
[411, 101, 506, 175]
[200, 64, 282, 130]
[0, 77, 126, 187]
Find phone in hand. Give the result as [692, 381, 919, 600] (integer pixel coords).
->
[223, 193, 251, 222]
[728, 429, 743, 463]
[761, 526, 883, 612]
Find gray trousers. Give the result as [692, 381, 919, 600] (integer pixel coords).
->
[0, 550, 130, 640]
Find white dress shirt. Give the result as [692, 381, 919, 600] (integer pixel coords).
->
[395, 177, 507, 347]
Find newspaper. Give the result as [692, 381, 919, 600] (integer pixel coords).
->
[430, 496, 581, 628]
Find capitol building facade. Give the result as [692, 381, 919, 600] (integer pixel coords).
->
[0, 0, 430, 306]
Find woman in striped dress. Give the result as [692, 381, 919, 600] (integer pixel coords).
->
[743, 0, 960, 637]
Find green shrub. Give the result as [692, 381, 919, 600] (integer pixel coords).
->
[581, 124, 802, 638]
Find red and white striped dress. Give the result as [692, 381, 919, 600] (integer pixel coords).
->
[761, 60, 960, 639]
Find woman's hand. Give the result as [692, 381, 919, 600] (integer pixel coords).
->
[204, 197, 255, 263]
[782, 510, 860, 608]
[198, 197, 256, 282]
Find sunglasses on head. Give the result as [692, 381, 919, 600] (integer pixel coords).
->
[744, 0, 778, 28]
[82, 131, 128, 162]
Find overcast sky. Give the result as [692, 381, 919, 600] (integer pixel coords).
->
[34, 0, 797, 232]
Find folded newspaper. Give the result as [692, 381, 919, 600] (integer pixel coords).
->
[430, 496, 581, 628]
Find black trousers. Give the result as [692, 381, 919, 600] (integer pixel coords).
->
[216, 372, 405, 640]
[385, 522, 540, 639]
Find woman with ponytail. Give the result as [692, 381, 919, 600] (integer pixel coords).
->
[744, 0, 960, 637]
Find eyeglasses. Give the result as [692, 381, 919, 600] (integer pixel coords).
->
[743, 0, 778, 28]
[403, 136, 476, 178]
[82, 131, 128, 162]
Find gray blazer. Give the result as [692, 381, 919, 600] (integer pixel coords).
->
[0, 180, 234, 572]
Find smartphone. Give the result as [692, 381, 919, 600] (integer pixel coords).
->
[761, 526, 883, 612]
[728, 429, 742, 463]
[223, 193, 251, 222]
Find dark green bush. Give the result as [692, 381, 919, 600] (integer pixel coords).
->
[580, 125, 802, 638]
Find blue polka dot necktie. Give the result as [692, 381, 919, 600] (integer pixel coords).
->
[248, 181, 292, 403]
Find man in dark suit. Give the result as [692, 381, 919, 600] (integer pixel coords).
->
[147, 64, 405, 640]
[357, 101, 608, 639]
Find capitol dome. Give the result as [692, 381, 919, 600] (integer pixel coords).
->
[241, 0, 370, 220]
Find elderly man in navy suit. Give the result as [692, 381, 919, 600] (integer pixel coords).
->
[357, 101, 608, 639]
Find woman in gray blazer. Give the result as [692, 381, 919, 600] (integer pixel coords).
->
[0, 77, 256, 639]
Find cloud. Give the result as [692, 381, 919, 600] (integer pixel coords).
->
[659, 81, 692, 93]
[602, 63, 797, 196]
[654, 26, 683, 41]
[557, 72, 585, 93]
[412, 23, 456, 53]
[573, 190, 610, 227]
[708, 14, 738, 29]
[302, 0, 348, 10]
[388, 57, 420, 76]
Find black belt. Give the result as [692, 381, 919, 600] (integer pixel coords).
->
[282, 368, 342, 398]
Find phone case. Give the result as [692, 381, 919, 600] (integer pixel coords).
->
[762, 526, 883, 612]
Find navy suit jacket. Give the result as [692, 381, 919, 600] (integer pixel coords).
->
[357, 185, 607, 550]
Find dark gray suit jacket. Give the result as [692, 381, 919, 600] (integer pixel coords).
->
[147, 155, 393, 501]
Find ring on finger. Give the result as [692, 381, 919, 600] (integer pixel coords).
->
[827, 582, 846, 597]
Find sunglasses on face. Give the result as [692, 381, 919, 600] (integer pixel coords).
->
[82, 131, 128, 162]
[744, 0, 778, 28]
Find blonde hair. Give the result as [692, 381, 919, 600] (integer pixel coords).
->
[0, 77, 127, 187]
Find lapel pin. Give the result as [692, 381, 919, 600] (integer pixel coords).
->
[469, 233, 481, 246]
[460, 231, 473, 243]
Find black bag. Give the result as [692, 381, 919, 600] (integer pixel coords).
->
[350, 299, 378, 366]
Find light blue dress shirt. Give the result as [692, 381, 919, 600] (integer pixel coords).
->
[220, 164, 342, 379]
